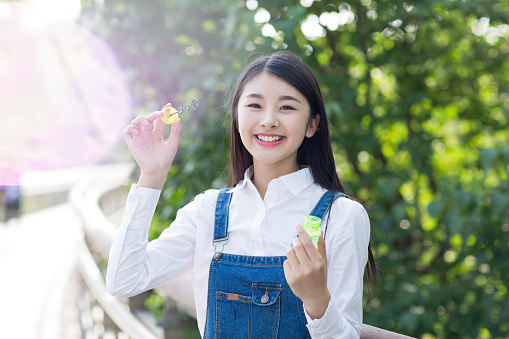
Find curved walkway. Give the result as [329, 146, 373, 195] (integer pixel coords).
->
[0, 204, 83, 339]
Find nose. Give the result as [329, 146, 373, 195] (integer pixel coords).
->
[259, 109, 279, 128]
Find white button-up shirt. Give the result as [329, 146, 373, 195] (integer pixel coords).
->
[106, 167, 369, 338]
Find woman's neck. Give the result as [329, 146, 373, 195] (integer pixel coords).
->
[251, 161, 299, 200]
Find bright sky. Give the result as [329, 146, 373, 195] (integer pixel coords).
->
[27, 0, 81, 24]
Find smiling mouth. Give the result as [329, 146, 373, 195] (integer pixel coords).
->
[256, 135, 283, 142]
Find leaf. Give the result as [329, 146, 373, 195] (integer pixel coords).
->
[491, 192, 509, 219]
[428, 199, 444, 218]
[479, 148, 498, 171]
[500, 147, 509, 165]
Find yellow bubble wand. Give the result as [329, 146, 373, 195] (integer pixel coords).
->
[161, 98, 200, 124]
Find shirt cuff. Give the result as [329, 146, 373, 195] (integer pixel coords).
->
[304, 297, 346, 338]
[131, 183, 162, 197]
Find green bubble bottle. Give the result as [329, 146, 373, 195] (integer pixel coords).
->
[302, 215, 321, 248]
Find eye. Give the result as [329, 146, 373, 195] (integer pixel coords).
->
[247, 103, 261, 108]
[280, 105, 295, 111]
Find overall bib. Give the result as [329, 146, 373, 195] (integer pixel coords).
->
[204, 189, 345, 339]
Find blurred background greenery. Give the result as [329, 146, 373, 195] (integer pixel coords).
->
[80, 0, 509, 337]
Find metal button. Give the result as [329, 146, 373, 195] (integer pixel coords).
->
[261, 293, 269, 304]
[213, 252, 221, 261]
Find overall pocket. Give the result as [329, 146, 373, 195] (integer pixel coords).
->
[216, 283, 282, 338]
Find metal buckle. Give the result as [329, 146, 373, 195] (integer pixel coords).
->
[213, 236, 229, 254]
[213, 237, 228, 261]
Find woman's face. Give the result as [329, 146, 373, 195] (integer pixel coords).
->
[236, 72, 320, 175]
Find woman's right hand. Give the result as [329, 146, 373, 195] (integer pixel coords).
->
[123, 104, 180, 189]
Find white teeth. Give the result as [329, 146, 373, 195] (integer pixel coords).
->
[257, 135, 282, 142]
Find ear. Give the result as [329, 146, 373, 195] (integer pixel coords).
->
[306, 113, 320, 138]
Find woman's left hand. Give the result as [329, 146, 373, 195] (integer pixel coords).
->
[283, 224, 331, 320]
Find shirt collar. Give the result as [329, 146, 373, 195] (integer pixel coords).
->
[228, 167, 253, 193]
[229, 166, 315, 196]
[280, 167, 315, 196]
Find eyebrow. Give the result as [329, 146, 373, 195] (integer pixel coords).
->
[245, 93, 302, 104]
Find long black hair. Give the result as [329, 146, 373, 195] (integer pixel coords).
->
[228, 51, 379, 289]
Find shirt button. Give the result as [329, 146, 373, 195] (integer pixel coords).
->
[261, 293, 269, 303]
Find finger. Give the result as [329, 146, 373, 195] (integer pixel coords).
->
[317, 230, 327, 264]
[166, 118, 180, 147]
[146, 111, 163, 124]
[161, 102, 172, 110]
[125, 125, 140, 136]
[291, 236, 311, 264]
[128, 121, 144, 135]
[123, 126, 134, 139]
[283, 259, 293, 280]
[132, 116, 150, 130]
[296, 224, 320, 260]
[148, 111, 165, 133]
[285, 246, 301, 267]
[154, 111, 166, 133]
[283, 259, 292, 272]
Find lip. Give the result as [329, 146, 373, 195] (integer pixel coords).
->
[254, 134, 285, 147]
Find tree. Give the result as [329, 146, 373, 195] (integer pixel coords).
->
[257, 1, 509, 336]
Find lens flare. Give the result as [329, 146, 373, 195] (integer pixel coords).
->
[0, 3, 133, 185]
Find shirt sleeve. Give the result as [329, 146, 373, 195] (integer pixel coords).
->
[304, 199, 370, 339]
[106, 184, 199, 297]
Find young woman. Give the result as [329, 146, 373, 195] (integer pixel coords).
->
[107, 52, 377, 338]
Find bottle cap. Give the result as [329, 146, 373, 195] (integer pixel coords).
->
[303, 215, 321, 248]
[303, 215, 321, 231]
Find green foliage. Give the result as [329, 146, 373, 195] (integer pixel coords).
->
[144, 291, 166, 318]
[81, 0, 509, 337]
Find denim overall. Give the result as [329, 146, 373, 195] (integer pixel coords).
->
[204, 188, 345, 338]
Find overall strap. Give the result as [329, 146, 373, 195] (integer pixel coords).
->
[213, 188, 234, 243]
[310, 191, 347, 219]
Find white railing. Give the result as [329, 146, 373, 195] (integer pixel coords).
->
[70, 164, 160, 339]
